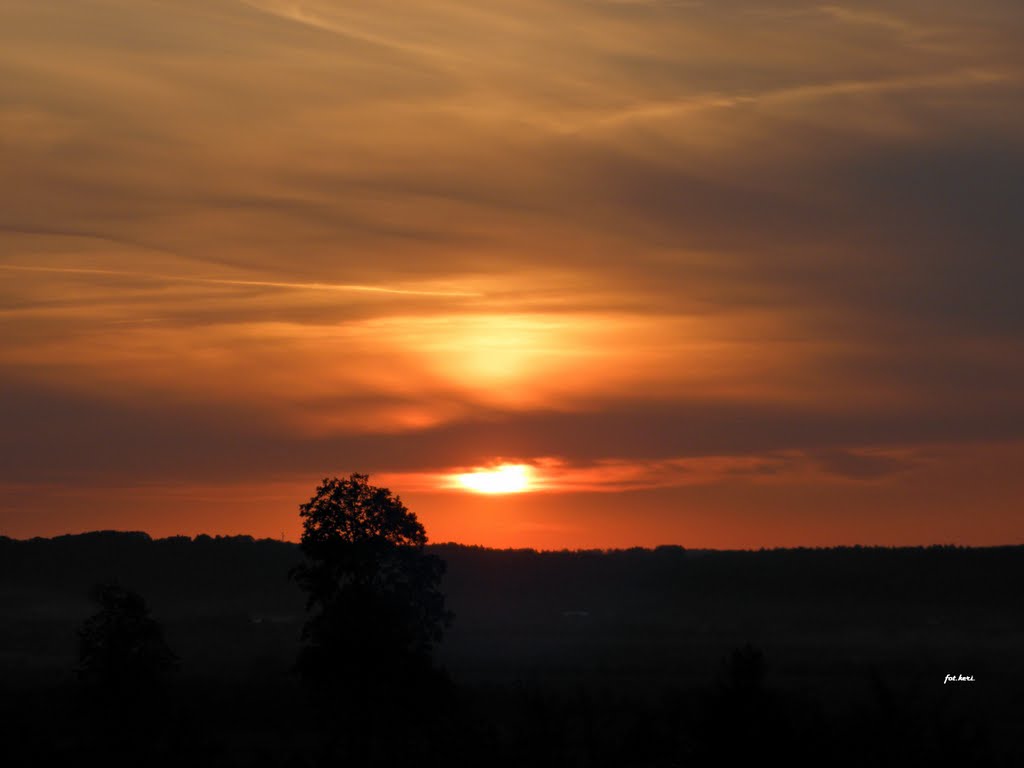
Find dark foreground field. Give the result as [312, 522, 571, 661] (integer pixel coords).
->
[1, 532, 1021, 766]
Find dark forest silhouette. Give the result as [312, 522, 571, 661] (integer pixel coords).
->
[0, 480, 1021, 765]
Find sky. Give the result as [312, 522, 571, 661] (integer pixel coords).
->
[2, 0, 1023, 548]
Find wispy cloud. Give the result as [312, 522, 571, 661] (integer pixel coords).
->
[0, 264, 481, 298]
[583, 68, 1013, 130]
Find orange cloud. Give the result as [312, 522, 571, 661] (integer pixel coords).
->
[2, 0, 1023, 546]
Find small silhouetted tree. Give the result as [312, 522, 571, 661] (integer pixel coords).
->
[77, 582, 178, 697]
[719, 643, 766, 696]
[692, 644, 790, 762]
[291, 474, 454, 757]
[76, 583, 178, 762]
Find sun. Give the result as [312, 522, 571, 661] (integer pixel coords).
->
[454, 463, 533, 494]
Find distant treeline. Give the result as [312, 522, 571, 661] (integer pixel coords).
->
[3, 531, 1022, 681]
[2, 531, 1021, 621]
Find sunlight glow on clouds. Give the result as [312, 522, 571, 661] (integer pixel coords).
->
[1, 0, 1023, 545]
[452, 464, 534, 495]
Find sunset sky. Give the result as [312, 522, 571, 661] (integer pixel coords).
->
[2, 0, 1023, 548]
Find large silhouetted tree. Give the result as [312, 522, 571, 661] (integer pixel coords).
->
[291, 473, 453, 748]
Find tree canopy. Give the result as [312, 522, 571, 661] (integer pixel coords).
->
[291, 474, 453, 711]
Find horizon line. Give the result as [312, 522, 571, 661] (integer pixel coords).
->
[2, 529, 1019, 554]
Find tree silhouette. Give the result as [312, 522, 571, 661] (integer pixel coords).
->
[77, 582, 178, 697]
[290, 473, 454, 751]
[692, 644, 792, 763]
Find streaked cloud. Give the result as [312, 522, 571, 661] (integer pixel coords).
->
[0, 263, 481, 297]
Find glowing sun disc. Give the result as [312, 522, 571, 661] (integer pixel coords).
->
[454, 464, 533, 494]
